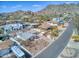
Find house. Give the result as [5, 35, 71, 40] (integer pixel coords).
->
[11, 46, 25, 58]
[39, 22, 58, 30]
[39, 22, 53, 30]
[30, 23, 39, 28]
[52, 18, 60, 23]
[22, 22, 39, 29]
[52, 18, 65, 29]
[52, 17, 64, 24]
[2, 23, 23, 33]
[16, 32, 37, 41]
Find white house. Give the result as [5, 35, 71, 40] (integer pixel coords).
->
[2, 23, 23, 33]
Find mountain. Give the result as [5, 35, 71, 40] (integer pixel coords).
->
[1, 3, 79, 21]
[37, 3, 79, 15]
[0, 10, 35, 20]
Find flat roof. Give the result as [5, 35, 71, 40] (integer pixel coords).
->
[39, 22, 52, 29]
[11, 46, 25, 57]
[17, 32, 36, 40]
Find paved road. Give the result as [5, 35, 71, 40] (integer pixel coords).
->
[34, 21, 73, 58]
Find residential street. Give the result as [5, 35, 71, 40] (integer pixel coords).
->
[34, 21, 73, 58]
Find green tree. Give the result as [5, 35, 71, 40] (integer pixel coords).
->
[73, 13, 79, 35]
[50, 26, 59, 40]
[0, 28, 4, 34]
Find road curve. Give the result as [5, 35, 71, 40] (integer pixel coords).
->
[34, 21, 73, 58]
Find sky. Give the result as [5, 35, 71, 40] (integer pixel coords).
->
[0, 1, 79, 13]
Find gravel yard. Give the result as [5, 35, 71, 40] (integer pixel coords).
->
[19, 39, 49, 55]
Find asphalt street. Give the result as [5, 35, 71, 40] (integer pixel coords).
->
[34, 21, 73, 58]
